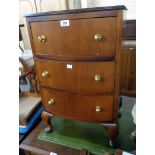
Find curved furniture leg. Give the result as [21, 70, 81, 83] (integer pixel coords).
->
[41, 111, 54, 133]
[102, 123, 118, 147]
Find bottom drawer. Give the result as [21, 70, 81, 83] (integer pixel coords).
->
[41, 88, 114, 122]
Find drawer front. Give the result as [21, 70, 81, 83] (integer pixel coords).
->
[41, 88, 113, 122]
[35, 59, 115, 93]
[31, 17, 116, 56]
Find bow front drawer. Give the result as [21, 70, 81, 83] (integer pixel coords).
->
[35, 59, 115, 93]
[30, 17, 116, 57]
[41, 88, 113, 122]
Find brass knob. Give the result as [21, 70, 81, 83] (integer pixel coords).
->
[96, 106, 102, 113]
[48, 98, 55, 105]
[94, 34, 103, 41]
[94, 75, 102, 81]
[38, 35, 46, 42]
[42, 71, 48, 77]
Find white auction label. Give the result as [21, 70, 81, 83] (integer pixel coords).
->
[60, 20, 70, 27]
[67, 64, 72, 69]
[122, 151, 133, 155]
[50, 152, 58, 155]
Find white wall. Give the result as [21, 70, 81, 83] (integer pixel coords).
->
[81, 0, 136, 19]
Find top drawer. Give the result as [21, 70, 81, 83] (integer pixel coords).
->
[30, 17, 117, 57]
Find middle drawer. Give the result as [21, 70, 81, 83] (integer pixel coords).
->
[35, 59, 115, 93]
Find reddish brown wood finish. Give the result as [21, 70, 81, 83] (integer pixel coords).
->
[41, 87, 113, 122]
[19, 57, 38, 93]
[19, 92, 41, 126]
[112, 11, 124, 122]
[35, 54, 114, 61]
[19, 122, 130, 155]
[102, 123, 119, 147]
[30, 17, 117, 56]
[20, 121, 83, 155]
[26, 7, 124, 58]
[35, 59, 115, 93]
[26, 10, 117, 22]
[120, 47, 136, 96]
[41, 111, 53, 132]
[26, 6, 126, 147]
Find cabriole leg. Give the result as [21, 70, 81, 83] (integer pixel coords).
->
[41, 111, 54, 133]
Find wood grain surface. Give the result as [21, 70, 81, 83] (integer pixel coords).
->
[35, 59, 115, 93]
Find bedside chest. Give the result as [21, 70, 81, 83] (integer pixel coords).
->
[25, 5, 126, 146]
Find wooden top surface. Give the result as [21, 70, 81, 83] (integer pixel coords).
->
[19, 121, 83, 155]
[19, 93, 41, 121]
[25, 5, 127, 17]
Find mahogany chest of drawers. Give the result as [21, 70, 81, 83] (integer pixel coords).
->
[26, 5, 126, 146]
